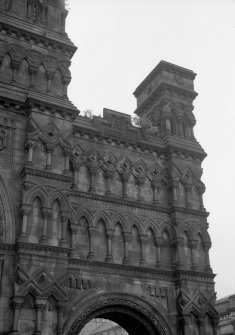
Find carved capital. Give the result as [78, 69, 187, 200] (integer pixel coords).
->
[46, 142, 56, 153]
[70, 223, 78, 234]
[202, 241, 211, 251]
[136, 176, 145, 186]
[88, 227, 97, 237]
[121, 173, 130, 183]
[25, 139, 36, 149]
[106, 229, 115, 239]
[138, 234, 148, 244]
[19, 204, 32, 216]
[171, 237, 184, 248]
[41, 207, 52, 219]
[155, 237, 164, 246]
[123, 232, 131, 242]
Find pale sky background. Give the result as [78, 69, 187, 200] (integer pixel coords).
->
[66, 0, 235, 299]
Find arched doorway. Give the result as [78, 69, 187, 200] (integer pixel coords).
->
[64, 293, 172, 335]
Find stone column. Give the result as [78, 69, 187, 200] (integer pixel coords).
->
[87, 228, 96, 260]
[155, 237, 163, 268]
[59, 211, 70, 247]
[45, 144, 54, 170]
[198, 186, 206, 211]
[123, 232, 131, 265]
[165, 118, 172, 133]
[62, 76, 71, 98]
[34, 298, 46, 335]
[25, 140, 35, 165]
[122, 173, 130, 199]
[105, 170, 114, 196]
[172, 180, 178, 206]
[10, 297, 24, 335]
[88, 167, 97, 194]
[211, 318, 219, 335]
[203, 242, 212, 272]
[151, 180, 160, 206]
[105, 229, 115, 263]
[69, 223, 78, 257]
[39, 207, 51, 244]
[136, 177, 145, 203]
[178, 119, 184, 137]
[18, 204, 32, 242]
[174, 237, 184, 269]
[12, 60, 20, 83]
[139, 234, 148, 266]
[57, 302, 66, 335]
[63, 149, 71, 174]
[189, 239, 198, 271]
[197, 316, 205, 335]
[180, 315, 190, 335]
[185, 183, 192, 208]
[29, 65, 38, 88]
[46, 71, 54, 92]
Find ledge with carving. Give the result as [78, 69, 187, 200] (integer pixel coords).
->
[134, 82, 198, 116]
[73, 119, 206, 162]
[21, 165, 73, 183]
[16, 241, 71, 259]
[0, 242, 15, 254]
[68, 189, 209, 218]
[173, 269, 215, 283]
[68, 258, 215, 283]
[133, 61, 197, 98]
[0, 13, 77, 58]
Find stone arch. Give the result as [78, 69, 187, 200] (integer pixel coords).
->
[24, 186, 48, 207]
[0, 175, 15, 243]
[178, 221, 193, 240]
[129, 216, 144, 234]
[192, 224, 211, 244]
[76, 208, 94, 228]
[159, 221, 176, 240]
[145, 219, 160, 238]
[63, 292, 173, 335]
[48, 190, 69, 211]
[111, 213, 127, 231]
[94, 211, 111, 229]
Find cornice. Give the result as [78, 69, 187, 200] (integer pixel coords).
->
[68, 189, 208, 218]
[69, 258, 215, 283]
[0, 243, 15, 254]
[170, 206, 209, 218]
[73, 123, 205, 163]
[134, 82, 198, 117]
[133, 60, 197, 97]
[173, 269, 216, 282]
[0, 15, 77, 58]
[21, 166, 73, 183]
[16, 241, 71, 259]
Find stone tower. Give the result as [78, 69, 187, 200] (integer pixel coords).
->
[0, 1, 218, 335]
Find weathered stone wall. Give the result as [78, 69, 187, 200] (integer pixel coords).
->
[0, 1, 219, 335]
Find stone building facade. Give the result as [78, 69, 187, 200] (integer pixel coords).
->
[216, 295, 235, 335]
[0, 0, 219, 334]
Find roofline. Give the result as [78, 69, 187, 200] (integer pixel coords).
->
[133, 60, 197, 97]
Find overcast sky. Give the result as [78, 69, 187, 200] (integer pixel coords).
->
[66, 0, 235, 299]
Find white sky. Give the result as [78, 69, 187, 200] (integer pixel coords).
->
[66, 0, 235, 299]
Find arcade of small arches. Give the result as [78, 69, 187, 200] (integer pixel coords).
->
[24, 134, 205, 211]
[18, 186, 211, 272]
[141, 100, 196, 140]
[0, 46, 71, 98]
